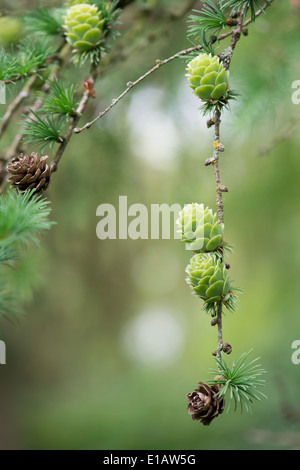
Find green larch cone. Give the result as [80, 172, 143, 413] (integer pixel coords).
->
[185, 253, 237, 314]
[64, 3, 105, 52]
[176, 203, 228, 253]
[186, 53, 229, 102]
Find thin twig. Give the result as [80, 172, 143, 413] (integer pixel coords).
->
[73, 2, 273, 135]
[97, 0, 198, 79]
[228, 3, 248, 62]
[53, 0, 199, 168]
[1, 89, 48, 164]
[73, 31, 236, 135]
[216, 302, 223, 354]
[0, 75, 37, 140]
[50, 66, 97, 173]
[0, 45, 71, 195]
[0, 43, 71, 164]
[0, 85, 49, 194]
[209, 2, 265, 360]
[211, 107, 224, 361]
[73, 45, 204, 134]
[212, 109, 224, 225]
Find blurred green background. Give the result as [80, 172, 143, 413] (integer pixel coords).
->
[1, 0, 300, 450]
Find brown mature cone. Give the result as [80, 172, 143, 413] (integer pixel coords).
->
[186, 381, 225, 425]
[7, 152, 51, 193]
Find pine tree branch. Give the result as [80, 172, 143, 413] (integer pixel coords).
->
[1, 88, 49, 164]
[208, 3, 257, 359]
[0, 40, 70, 143]
[48, 0, 198, 171]
[0, 75, 38, 140]
[72, 46, 200, 134]
[73, 0, 273, 137]
[2, 55, 59, 85]
[207, 0, 273, 360]
[97, 0, 198, 79]
[50, 66, 98, 173]
[0, 45, 72, 194]
[212, 109, 225, 225]
[0, 43, 71, 154]
[216, 301, 223, 358]
[2, 0, 180, 181]
[0, 189, 53, 325]
[73, 44, 215, 135]
[226, 3, 249, 66]
[1, 0, 274, 193]
[210, 108, 225, 362]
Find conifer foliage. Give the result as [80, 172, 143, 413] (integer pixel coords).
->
[0, 0, 273, 424]
[0, 0, 122, 325]
[176, 0, 273, 423]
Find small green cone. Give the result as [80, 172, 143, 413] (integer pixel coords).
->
[186, 53, 229, 102]
[64, 3, 105, 52]
[185, 253, 237, 314]
[176, 203, 227, 254]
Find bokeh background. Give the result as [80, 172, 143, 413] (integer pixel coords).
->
[1, 0, 300, 450]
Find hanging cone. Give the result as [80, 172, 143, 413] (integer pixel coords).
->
[185, 253, 237, 314]
[186, 381, 225, 425]
[7, 152, 51, 193]
[186, 53, 229, 102]
[176, 203, 227, 253]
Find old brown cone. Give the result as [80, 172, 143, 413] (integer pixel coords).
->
[186, 381, 225, 425]
[7, 152, 51, 193]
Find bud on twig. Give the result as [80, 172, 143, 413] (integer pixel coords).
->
[222, 342, 232, 354]
[84, 79, 96, 98]
[219, 184, 228, 192]
[226, 18, 238, 27]
[205, 157, 214, 166]
[207, 118, 215, 128]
